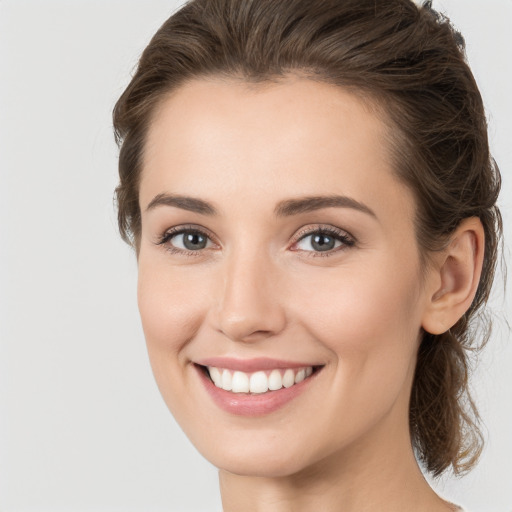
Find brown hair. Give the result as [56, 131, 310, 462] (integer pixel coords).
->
[113, 0, 502, 477]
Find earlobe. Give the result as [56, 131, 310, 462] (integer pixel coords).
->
[421, 217, 485, 335]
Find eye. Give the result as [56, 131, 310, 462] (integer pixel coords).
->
[292, 226, 355, 256]
[157, 227, 215, 254]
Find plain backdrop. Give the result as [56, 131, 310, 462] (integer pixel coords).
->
[0, 1, 511, 511]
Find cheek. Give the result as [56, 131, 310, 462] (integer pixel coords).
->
[136, 255, 214, 424]
[137, 255, 209, 358]
[292, 258, 423, 410]
[296, 257, 422, 348]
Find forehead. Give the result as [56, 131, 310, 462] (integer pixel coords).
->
[140, 76, 414, 221]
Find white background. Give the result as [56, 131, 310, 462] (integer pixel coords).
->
[0, 1, 510, 511]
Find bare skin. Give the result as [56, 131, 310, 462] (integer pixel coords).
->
[137, 76, 483, 512]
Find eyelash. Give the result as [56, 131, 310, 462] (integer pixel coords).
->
[155, 224, 356, 258]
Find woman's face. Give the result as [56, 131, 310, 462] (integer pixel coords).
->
[137, 77, 433, 477]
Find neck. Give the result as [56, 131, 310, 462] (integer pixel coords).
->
[219, 408, 452, 512]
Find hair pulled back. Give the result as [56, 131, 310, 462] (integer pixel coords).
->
[113, 0, 502, 477]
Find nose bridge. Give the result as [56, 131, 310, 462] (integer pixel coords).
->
[214, 242, 286, 342]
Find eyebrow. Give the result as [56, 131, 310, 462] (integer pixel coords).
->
[274, 195, 376, 218]
[146, 193, 218, 215]
[145, 193, 376, 218]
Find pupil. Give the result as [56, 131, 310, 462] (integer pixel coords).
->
[184, 232, 207, 250]
[312, 234, 335, 252]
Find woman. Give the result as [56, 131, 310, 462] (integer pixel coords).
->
[113, 0, 502, 510]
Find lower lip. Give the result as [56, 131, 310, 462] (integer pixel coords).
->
[195, 365, 320, 417]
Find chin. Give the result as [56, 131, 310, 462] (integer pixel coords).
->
[216, 454, 312, 479]
[193, 431, 323, 478]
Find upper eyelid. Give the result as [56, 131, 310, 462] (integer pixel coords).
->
[159, 224, 218, 243]
[292, 225, 353, 242]
[162, 224, 354, 240]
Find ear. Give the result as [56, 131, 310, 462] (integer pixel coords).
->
[421, 217, 485, 335]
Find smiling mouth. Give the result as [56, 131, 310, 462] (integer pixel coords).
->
[197, 364, 322, 394]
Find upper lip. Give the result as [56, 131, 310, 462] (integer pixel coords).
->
[194, 357, 322, 372]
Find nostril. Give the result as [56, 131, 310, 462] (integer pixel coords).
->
[218, 324, 277, 344]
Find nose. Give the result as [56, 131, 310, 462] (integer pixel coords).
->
[211, 249, 287, 343]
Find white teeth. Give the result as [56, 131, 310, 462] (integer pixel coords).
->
[294, 368, 306, 384]
[209, 367, 222, 387]
[249, 371, 268, 393]
[231, 371, 250, 393]
[268, 369, 283, 391]
[282, 369, 295, 388]
[207, 365, 315, 394]
[221, 369, 232, 391]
